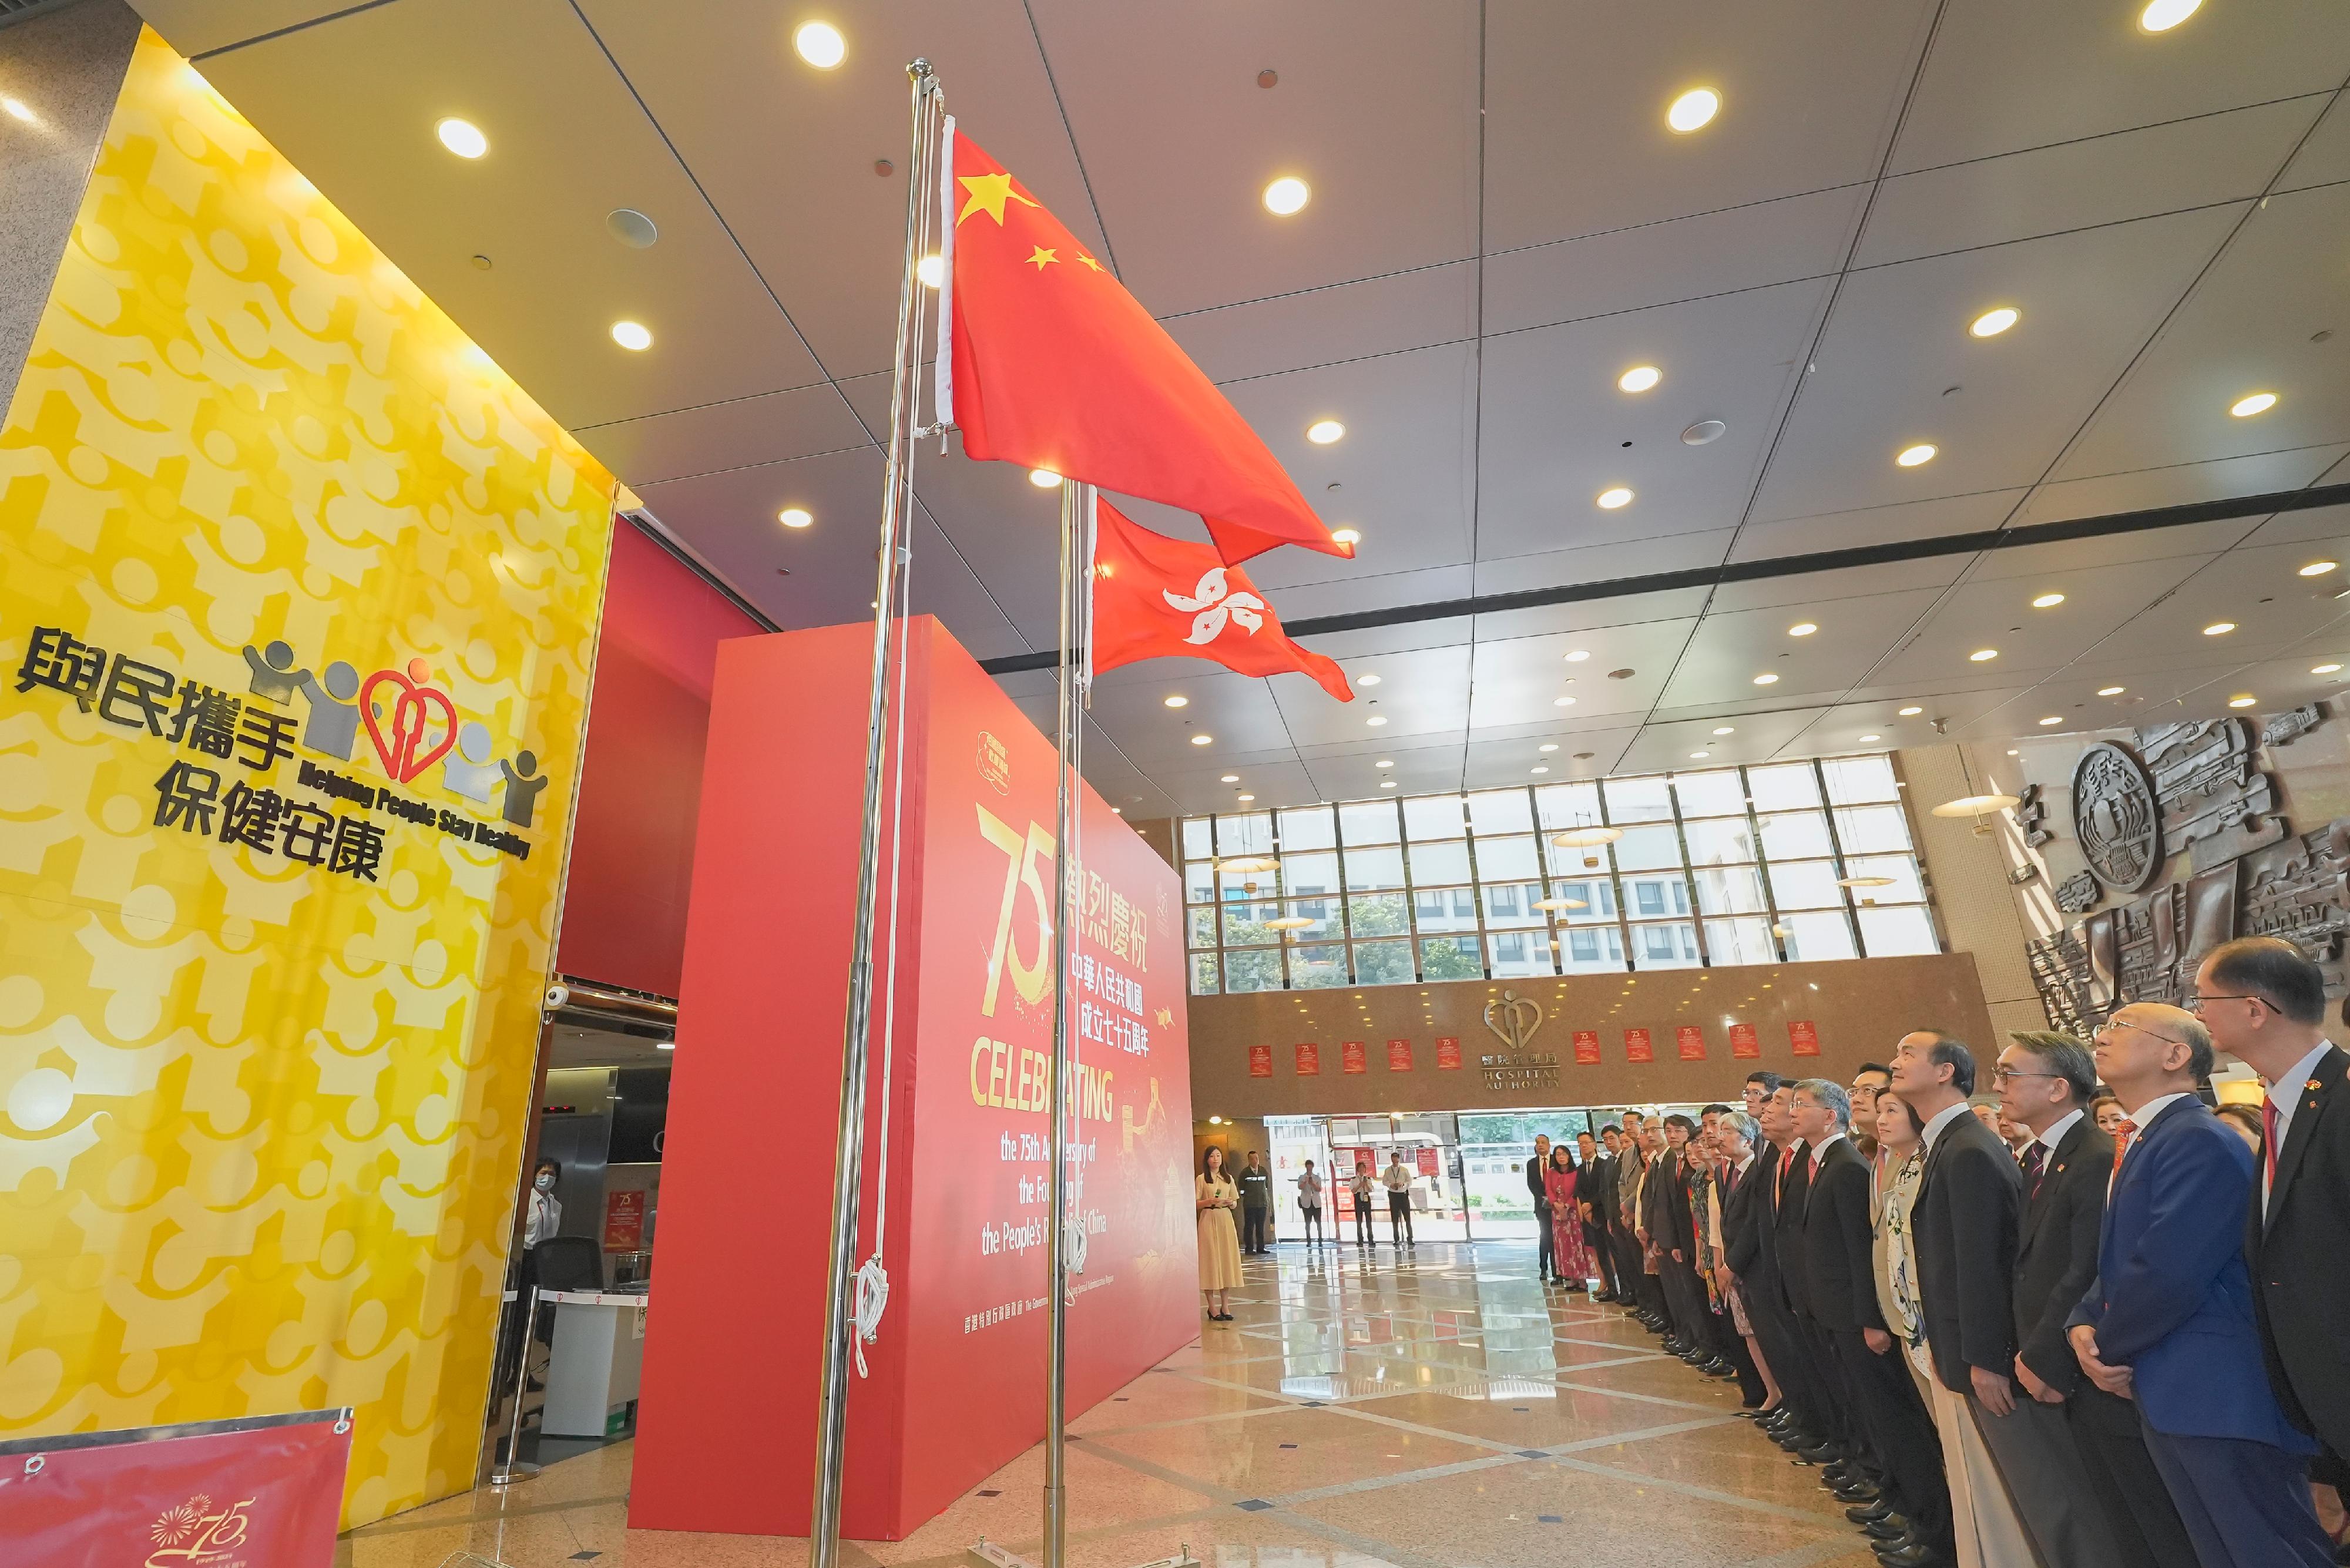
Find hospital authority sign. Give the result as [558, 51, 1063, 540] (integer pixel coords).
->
[12, 620, 546, 878]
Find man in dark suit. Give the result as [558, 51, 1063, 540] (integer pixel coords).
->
[2195, 936, 2350, 1465]
[1576, 1130, 1621, 1302]
[1747, 1081, 1828, 1457]
[1797, 1076, 1949, 1567]
[1890, 1029, 2032, 1566]
[1990, 1032, 2153, 1568]
[2067, 1002, 2331, 1568]
[1771, 1084, 1855, 1473]
[1527, 1133, 1557, 1282]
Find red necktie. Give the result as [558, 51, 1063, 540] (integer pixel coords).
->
[2110, 1119, 2136, 1185]
[2262, 1095, 2280, 1198]
[2020, 1141, 2047, 1199]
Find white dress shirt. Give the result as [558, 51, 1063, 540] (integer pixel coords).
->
[2263, 1039, 2332, 1206]
[2032, 1107, 2084, 1159]
[1919, 1100, 1972, 1151]
[2107, 1092, 2193, 1195]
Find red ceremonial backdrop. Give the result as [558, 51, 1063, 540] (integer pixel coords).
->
[628, 619, 1196, 1539]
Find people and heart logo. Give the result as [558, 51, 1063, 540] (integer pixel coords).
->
[360, 659, 459, 783]
[1163, 567, 1265, 647]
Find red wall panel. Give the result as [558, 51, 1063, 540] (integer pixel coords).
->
[556, 519, 761, 997]
[630, 618, 1194, 1539]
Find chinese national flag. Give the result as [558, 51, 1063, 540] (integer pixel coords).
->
[1092, 500, 1352, 702]
[940, 126, 1349, 566]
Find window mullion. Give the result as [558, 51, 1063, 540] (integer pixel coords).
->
[1461, 796, 1489, 980]
[1666, 771, 1708, 967]
[1741, 766, 1785, 962]
[1816, 757, 1862, 957]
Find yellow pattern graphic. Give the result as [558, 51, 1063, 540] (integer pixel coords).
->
[0, 31, 613, 1526]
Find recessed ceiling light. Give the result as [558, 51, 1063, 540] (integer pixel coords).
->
[2039, 716, 2062, 726]
[2031, 592, 2065, 608]
[1190, 734, 1213, 746]
[1375, 759, 1394, 768]
[1788, 622, 1817, 637]
[1029, 468, 1062, 488]
[1380, 780, 1397, 788]
[2203, 622, 2235, 636]
[1713, 726, 1734, 736]
[1164, 695, 1189, 708]
[1858, 733, 1881, 742]
[1331, 527, 1362, 545]
[1553, 696, 1577, 707]
[610, 320, 653, 351]
[1752, 673, 1778, 685]
[436, 117, 488, 159]
[1220, 774, 1239, 783]
[1666, 87, 1721, 133]
[1539, 743, 1559, 752]
[2098, 685, 2126, 696]
[1353, 673, 1382, 689]
[2230, 392, 2277, 418]
[1688, 750, 1710, 760]
[1531, 766, 1550, 775]
[1366, 715, 1387, 726]
[916, 254, 944, 288]
[1896, 443, 1938, 468]
[1969, 648, 1998, 662]
[1619, 365, 1662, 393]
[1263, 176, 1310, 215]
[1110, 807, 1123, 815]
[1236, 794, 1255, 803]
[794, 21, 847, 68]
[2139, 0, 2202, 32]
[778, 507, 813, 529]
[2315, 663, 2344, 676]
[1596, 486, 1634, 509]
[1307, 419, 1345, 445]
[1898, 705, 1923, 716]
[2228, 694, 2257, 709]
[1970, 307, 2019, 338]
[2299, 560, 2338, 577]
[1564, 649, 1591, 663]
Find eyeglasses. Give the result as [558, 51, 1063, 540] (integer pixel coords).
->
[2184, 993, 2265, 1015]
[2092, 1018, 2190, 1048]
[1989, 1067, 2063, 1086]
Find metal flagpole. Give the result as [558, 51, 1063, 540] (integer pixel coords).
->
[810, 57, 943, 1568]
[1042, 475, 1092, 1568]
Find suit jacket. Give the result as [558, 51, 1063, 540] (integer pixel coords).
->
[1527, 1148, 1552, 1212]
[1582, 1151, 1618, 1229]
[1723, 1156, 1768, 1277]
[1642, 1148, 1679, 1250]
[1776, 1139, 1815, 1317]
[1912, 1106, 2023, 1392]
[2012, 1114, 2110, 1395]
[1802, 1139, 1884, 1332]
[2069, 1096, 2315, 1449]
[2247, 1043, 2350, 1456]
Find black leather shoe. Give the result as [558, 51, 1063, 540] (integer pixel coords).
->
[1847, 1499, 1896, 1525]
[1797, 1442, 1840, 1464]
[1874, 1545, 1939, 1568]
[1701, 1357, 1735, 1376]
[1833, 1479, 1881, 1504]
[1862, 1513, 1912, 1542]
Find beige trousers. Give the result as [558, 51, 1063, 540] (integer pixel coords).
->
[1924, 1376, 2043, 1568]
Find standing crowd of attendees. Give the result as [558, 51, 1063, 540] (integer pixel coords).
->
[1528, 934, 2350, 1568]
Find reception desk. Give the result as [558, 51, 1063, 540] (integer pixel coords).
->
[541, 1290, 649, 1438]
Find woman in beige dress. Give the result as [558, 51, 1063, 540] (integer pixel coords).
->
[1196, 1146, 1243, 1322]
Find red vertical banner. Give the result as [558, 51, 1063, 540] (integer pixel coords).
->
[1341, 1040, 1368, 1075]
[1572, 1029, 1601, 1065]
[1295, 1041, 1321, 1075]
[1387, 1038, 1413, 1072]
[1435, 1036, 1462, 1069]
[604, 1188, 646, 1250]
[1789, 1020, 1821, 1056]
[1730, 1022, 1761, 1059]
[1248, 1043, 1273, 1078]
[1624, 1028, 1654, 1062]
[1415, 1146, 1439, 1176]
[1676, 1025, 1707, 1062]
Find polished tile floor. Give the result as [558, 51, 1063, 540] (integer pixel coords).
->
[343, 1243, 1884, 1568]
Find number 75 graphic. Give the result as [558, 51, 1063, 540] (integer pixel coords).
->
[976, 804, 1056, 1017]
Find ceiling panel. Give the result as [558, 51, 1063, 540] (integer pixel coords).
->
[1274, 643, 1472, 750]
[1160, 263, 1477, 385]
[1483, 0, 1932, 250]
[1659, 590, 1948, 710]
[1888, 1, 2350, 173]
[575, 384, 871, 486]
[1467, 622, 1700, 730]
[131, 0, 351, 58]
[1727, 489, 2026, 563]
[2012, 444, 2350, 527]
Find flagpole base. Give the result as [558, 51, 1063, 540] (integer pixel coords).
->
[487, 1462, 539, 1487]
[968, 1539, 1196, 1568]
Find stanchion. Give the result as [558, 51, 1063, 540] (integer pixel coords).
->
[488, 1285, 542, 1487]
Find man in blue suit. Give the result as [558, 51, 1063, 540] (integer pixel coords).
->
[2066, 1001, 2332, 1568]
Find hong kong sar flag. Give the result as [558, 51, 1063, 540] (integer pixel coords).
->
[938, 125, 1350, 567]
[1092, 500, 1352, 702]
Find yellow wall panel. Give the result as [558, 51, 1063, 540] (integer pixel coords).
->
[0, 29, 613, 1526]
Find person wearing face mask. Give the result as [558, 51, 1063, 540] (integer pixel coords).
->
[524, 1156, 563, 1249]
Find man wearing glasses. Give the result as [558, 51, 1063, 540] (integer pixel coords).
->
[2193, 938, 2350, 1502]
[2066, 1002, 2330, 1568]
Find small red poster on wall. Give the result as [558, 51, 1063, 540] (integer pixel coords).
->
[1436, 1036, 1462, 1069]
[1387, 1038, 1413, 1072]
[1624, 1028, 1654, 1062]
[1676, 1025, 1707, 1062]
[1416, 1146, 1439, 1176]
[1572, 1029, 1601, 1065]
[1296, 1041, 1321, 1075]
[1341, 1040, 1368, 1074]
[1790, 1020, 1821, 1057]
[604, 1188, 646, 1251]
[1730, 1022, 1760, 1059]
[1248, 1043, 1273, 1078]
